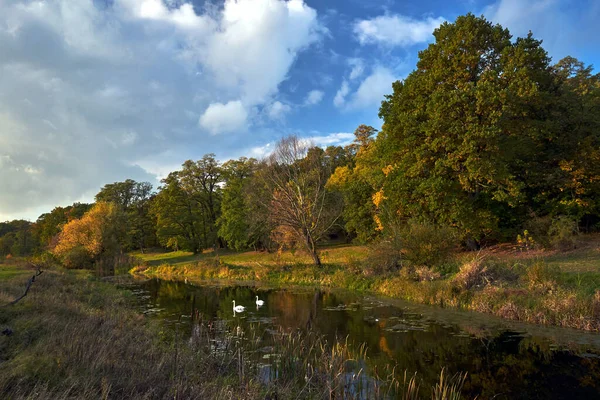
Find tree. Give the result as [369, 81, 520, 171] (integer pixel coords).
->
[95, 180, 156, 251]
[377, 14, 561, 244]
[179, 155, 223, 249]
[52, 202, 126, 269]
[151, 172, 203, 253]
[327, 125, 379, 243]
[536, 56, 600, 223]
[263, 136, 343, 265]
[34, 203, 92, 248]
[217, 157, 267, 250]
[0, 220, 38, 257]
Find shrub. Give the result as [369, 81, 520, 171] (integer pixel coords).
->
[524, 216, 552, 248]
[61, 246, 94, 269]
[31, 251, 60, 267]
[548, 215, 579, 250]
[414, 266, 442, 282]
[453, 256, 519, 290]
[523, 262, 560, 293]
[400, 221, 458, 268]
[524, 215, 579, 250]
[363, 238, 402, 275]
[364, 220, 458, 276]
[453, 256, 490, 290]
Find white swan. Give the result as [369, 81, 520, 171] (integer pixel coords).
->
[255, 296, 264, 306]
[232, 300, 245, 313]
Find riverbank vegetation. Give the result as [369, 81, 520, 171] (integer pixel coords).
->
[0, 260, 470, 399]
[134, 235, 600, 331]
[1, 14, 599, 332]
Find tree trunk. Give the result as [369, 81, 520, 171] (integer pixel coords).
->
[465, 237, 480, 251]
[304, 231, 321, 266]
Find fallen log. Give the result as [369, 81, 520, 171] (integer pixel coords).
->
[1, 262, 43, 307]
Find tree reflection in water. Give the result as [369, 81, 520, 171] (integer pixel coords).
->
[140, 279, 600, 399]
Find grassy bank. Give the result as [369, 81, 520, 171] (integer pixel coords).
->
[0, 260, 467, 400]
[133, 237, 600, 332]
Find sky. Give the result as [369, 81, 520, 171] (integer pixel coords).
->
[1, 0, 599, 222]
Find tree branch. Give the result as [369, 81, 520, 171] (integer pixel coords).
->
[1, 262, 44, 307]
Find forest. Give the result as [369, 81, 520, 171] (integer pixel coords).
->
[1, 14, 599, 273]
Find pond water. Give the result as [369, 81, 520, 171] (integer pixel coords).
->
[133, 278, 600, 399]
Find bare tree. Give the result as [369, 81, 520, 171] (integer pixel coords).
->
[262, 136, 342, 266]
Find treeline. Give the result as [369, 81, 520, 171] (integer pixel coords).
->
[2, 14, 599, 268]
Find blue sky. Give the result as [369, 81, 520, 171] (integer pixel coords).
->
[1, 0, 599, 221]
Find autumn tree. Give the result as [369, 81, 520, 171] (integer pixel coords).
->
[327, 125, 379, 243]
[34, 203, 92, 248]
[263, 136, 343, 265]
[52, 202, 126, 269]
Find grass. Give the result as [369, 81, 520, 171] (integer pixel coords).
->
[132, 243, 369, 268]
[133, 236, 600, 332]
[0, 261, 34, 280]
[0, 260, 469, 399]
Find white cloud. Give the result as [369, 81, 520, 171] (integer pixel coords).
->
[0, 0, 321, 219]
[485, 0, 556, 31]
[121, 131, 138, 146]
[201, 0, 321, 105]
[335, 67, 397, 111]
[482, 0, 600, 59]
[354, 14, 445, 46]
[348, 58, 364, 80]
[348, 67, 397, 109]
[307, 132, 354, 147]
[199, 101, 248, 135]
[267, 101, 292, 120]
[248, 142, 275, 159]
[304, 90, 324, 106]
[247, 132, 353, 159]
[333, 81, 350, 107]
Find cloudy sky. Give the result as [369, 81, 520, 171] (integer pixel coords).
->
[1, 0, 599, 221]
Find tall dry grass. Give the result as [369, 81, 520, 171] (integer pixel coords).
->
[1, 264, 471, 399]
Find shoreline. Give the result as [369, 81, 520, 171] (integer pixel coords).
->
[133, 255, 600, 332]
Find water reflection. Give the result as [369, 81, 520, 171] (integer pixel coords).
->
[137, 278, 600, 399]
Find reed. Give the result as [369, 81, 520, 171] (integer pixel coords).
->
[1, 262, 472, 399]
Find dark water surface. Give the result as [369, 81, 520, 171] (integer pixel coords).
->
[133, 278, 600, 399]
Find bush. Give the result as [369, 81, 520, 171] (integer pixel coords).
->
[524, 215, 579, 250]
[414, 266, 442, 282]
[364, 220, 458, 276]
[31, 252, 61, 268]
[548, 215, 579, 250]
[453, 256, 519, 290]
[453, 256, 490, 290]
[523, 262, 560, 293]
[400, 221, 458, 268]
[363, 238, 403, 275]
[524, 216, 552, 248]
[61, 246, 93, 269]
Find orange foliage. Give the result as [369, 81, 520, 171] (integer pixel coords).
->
[52, 202, 120, 267]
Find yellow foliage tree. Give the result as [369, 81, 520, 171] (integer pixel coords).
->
[52, 202, 124, 269]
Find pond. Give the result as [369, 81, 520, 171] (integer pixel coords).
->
[133, 278, 600, 399]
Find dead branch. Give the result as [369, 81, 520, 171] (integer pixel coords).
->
[1, 262, 43, 307]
